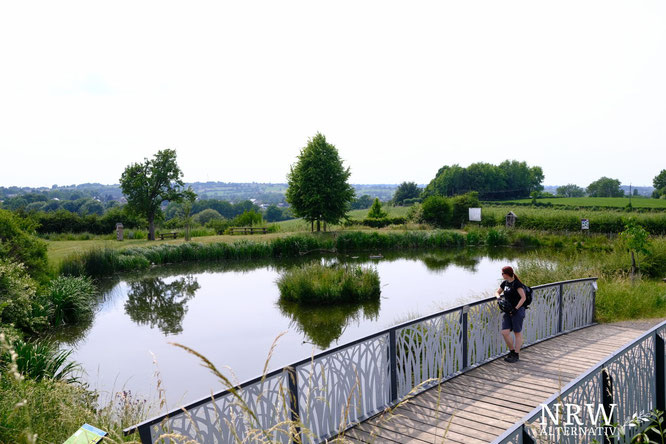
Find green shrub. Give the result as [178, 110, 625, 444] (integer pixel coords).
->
[361, 217, 407, 228]
[232, 210, 263, 226]
[451, 192, 480, 228]
[0, 209, 49, 281]
[43, 276, 96, 327]
[0, 259, 46, 332]
[421, 196, 452, 228]
[277, 263, 380, 304]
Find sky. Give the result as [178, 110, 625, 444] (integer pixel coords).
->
[1, 1, 665, 188]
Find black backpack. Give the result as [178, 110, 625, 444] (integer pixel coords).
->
[522, 284, 533, 309]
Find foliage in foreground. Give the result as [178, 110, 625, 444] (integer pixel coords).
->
[277, 263, 381, 305]
[0, 332, 147, 443]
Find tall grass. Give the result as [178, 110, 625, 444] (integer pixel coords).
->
[515, 245, 666, 322]
[277, 263, 380, 304]
[59, 228, 662, 278]
[44, 275, 97, 327]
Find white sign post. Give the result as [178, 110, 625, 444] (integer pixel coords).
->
[469, 208, 482, 222]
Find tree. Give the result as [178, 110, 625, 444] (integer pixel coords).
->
[653, 170, 666, 198]
[350, 195, 373, 210]
[120, 149, 188, 240]
[181, 188, 196, 241]
[264, 205, 285, 222]
[556, 184, 585, 198]
[586, 177, 624, 197]
[620, 221, 650, 280]
[286, 133, 355, 232]
[422, 160, 543, 199]
[367, 198, 388, 219]
[392, 182, 421, 205]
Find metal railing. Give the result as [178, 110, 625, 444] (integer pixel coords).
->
[124, 278, 597, 443]
[493, 318, 666, 444]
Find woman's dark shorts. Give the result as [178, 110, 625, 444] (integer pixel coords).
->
[502, 306, 526, 333]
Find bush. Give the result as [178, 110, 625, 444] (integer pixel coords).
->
[43, 276, 96, 327]
[232, 210, 263, 226]
[421, 196, 452, 228]
[206, 218, 232, 234]
[277, 263, 380, 304]
[451, 192, 480, 228]
[0, 259, 46, 332]
[0, 210, 49, 281]
[361, 217, 407, 228]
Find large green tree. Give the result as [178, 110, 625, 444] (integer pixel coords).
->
[586, 177, 623, 197]
[653, 169, 666, 198]
[422, 161, 543, 199]
[286, 133, 355, 231]
[120, 149, 189, 240]
[392, 181, 421, 205]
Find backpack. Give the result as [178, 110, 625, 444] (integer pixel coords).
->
[522, 284, 533, 309]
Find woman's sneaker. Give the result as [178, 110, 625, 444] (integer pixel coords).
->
[504, 351, 519, 363]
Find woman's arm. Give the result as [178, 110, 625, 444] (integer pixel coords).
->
[514, 287, 527, 309]
[495, 286, 503, 298]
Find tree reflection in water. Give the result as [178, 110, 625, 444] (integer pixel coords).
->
[124, 276, 200, 335]
[277, 299, 380, 349]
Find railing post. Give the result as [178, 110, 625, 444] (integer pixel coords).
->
[462, 306, 469, 369]
[138, 426, 152, 444]
[592, 281, 597, 323]
[389, 329, 398, 402]
[287, 366, 302, 444]
[558, 283, 564, 333]
[602, 367, 615, 444]
[656, 333, 665, 412]
[522, 423, 536, 444]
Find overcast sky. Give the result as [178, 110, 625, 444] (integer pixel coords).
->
[1, 1, 664, 188]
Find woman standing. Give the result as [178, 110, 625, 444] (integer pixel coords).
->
[495, 266, 527, 363]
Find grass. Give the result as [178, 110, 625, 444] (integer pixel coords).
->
[479, 205, 666, 234]
[277, 263, 381, 305]
[493, 197, 666, 209]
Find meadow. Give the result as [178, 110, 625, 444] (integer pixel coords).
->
[492, 196, 666, 209]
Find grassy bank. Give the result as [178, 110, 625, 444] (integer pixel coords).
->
[515, 239, 666, 322]
[58, 227, 666, 279]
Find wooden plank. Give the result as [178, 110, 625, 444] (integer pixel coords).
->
[372, 409, 498, 443]
[452, 374, 554, 400]
[393, 398, 517, 430]
[413, 385, 536, 412]
[394, 403, 509, 437]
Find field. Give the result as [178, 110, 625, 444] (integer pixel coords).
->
[493, 197, 666, 209]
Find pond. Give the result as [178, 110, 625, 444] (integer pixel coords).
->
[62, 248, 530, 407]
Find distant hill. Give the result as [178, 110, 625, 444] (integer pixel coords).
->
[0, 182, 407, 204]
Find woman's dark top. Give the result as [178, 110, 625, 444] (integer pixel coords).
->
[500, 279, 524, 308]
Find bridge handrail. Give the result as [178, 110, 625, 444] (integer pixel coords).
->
[493, 319, 666, 444]
[125, 277, 598, 443]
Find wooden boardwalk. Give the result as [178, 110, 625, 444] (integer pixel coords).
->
[345, 320, 664, 444]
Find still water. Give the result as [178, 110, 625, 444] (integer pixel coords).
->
[65, 249, 526, 406]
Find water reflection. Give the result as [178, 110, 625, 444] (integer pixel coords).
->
[124, 276, 200, 335]
[277, 299, 380, 349]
